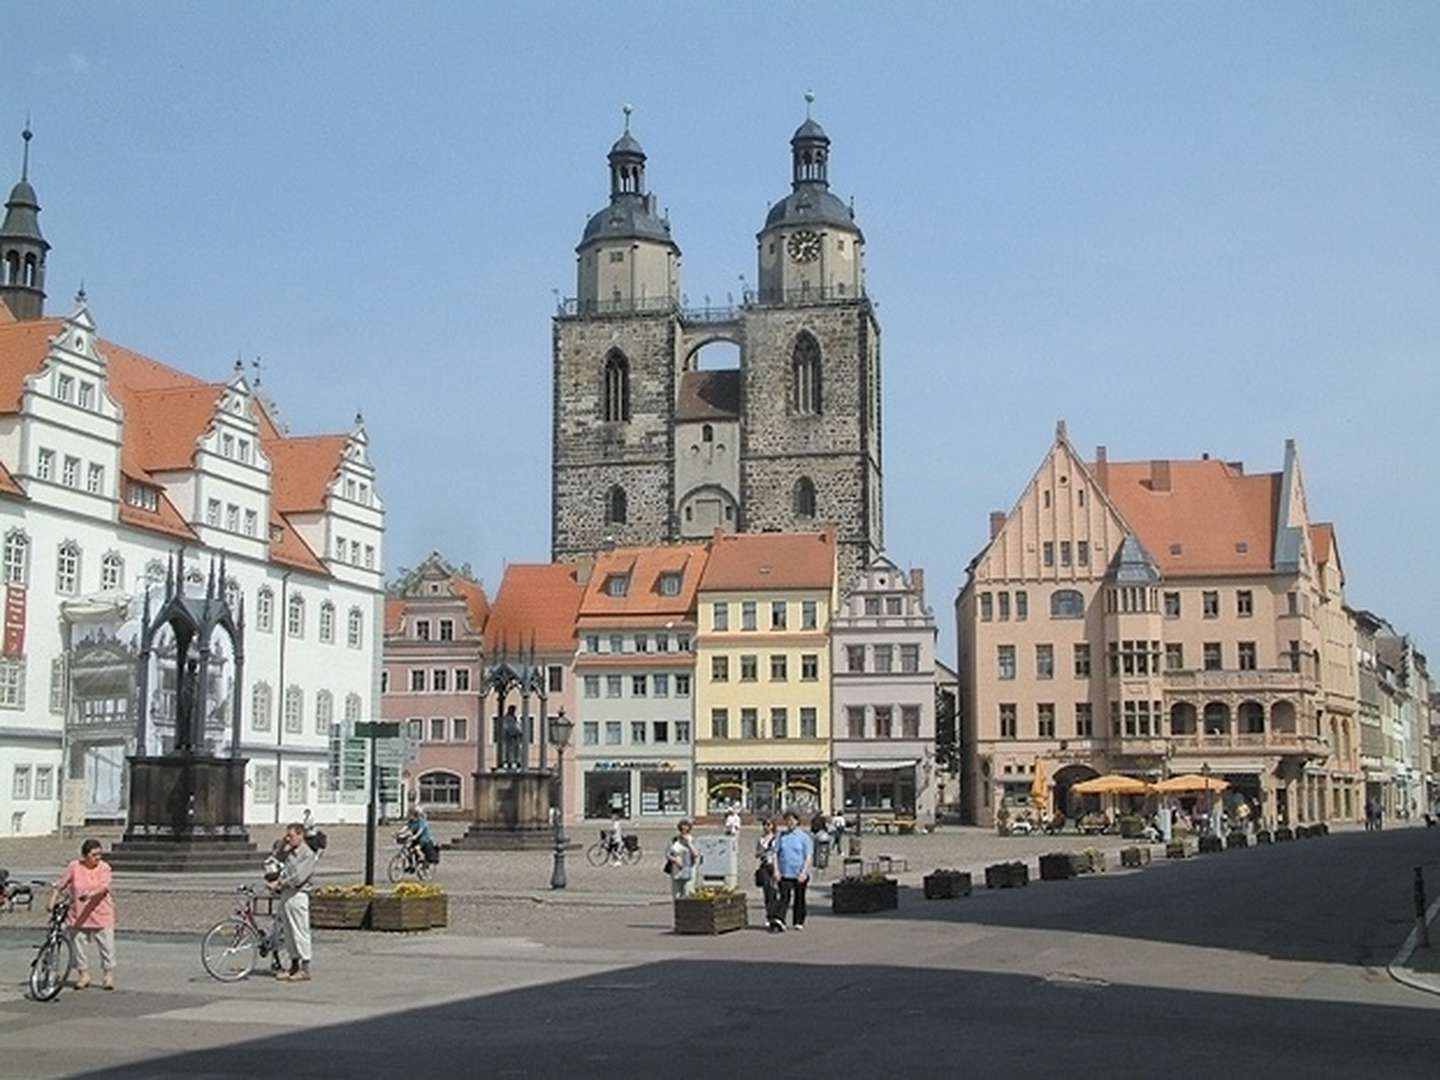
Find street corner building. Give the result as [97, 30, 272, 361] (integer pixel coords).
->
[956, 422, 1362, 830]
[0, 129, 385, 835]
[550, 105, 883, 589]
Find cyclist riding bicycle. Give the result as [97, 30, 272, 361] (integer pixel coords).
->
[401, 807, 436, 866]
[606, 811, 625, 866]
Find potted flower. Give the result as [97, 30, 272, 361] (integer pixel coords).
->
[923, 869, 972, 899]
[832, 873, 899, 914]
[674, 885, 749, 935]
[310, 884, 374, 930]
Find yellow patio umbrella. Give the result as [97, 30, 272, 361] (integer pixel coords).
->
[1072, 774, 1152, 796]
[1153, 774, 1230, 794]
[1029, 757, 1048, 813]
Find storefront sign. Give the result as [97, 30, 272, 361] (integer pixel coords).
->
[592, 760, 673, 771]
[3, 584, 25, 657]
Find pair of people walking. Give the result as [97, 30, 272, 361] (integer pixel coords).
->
[755, 811, 813, 933]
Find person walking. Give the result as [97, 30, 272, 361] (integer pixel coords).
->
[724, 805, 742, 837]
[49, 838, 116, 991]
[268, 822, 316, 982]
[754, 818, 781, 931]
[773, 810, 814, 931]
[666, 819, 701, 898]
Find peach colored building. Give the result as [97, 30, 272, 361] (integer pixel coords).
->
[957, 425, 1360, 828]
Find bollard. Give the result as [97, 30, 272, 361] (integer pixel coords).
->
[1415, 866, 1430, 949]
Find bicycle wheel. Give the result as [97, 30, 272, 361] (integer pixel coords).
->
[201, 918, 262, 982]
[415, 856, 433, 882]
[28, 933, 73, 1002]
[585, 842, 609, 868]
[386, 851, 407, 884]
[624, 846, 643, 866]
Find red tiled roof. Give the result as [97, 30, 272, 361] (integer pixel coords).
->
[1310, 522, 1335, 566]
[452, 576, 492, 634]
[483, 563, 583, 655]
[676, 370, 740, 422]
[578, 543, 709, 621]
[384, 598, 405, 634]
[1099, 459, 1278, 577]
[0, 459, 24, 499]
[118, 488, 198, 541]
[265, 435, 347, 514]
[268, 510, 327, 574]
[124, 383, 226, 474]
[698, 530, 835, 592]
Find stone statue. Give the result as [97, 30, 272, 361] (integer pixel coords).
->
[175, 656, 200, 752]
[501, 705, 524, 770]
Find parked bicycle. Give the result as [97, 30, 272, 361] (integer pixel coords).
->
[28, 884, 73, 1002]
[586, 832, 642, 867]
[387, 832, 435, 884]
[200, 885, 284, 982]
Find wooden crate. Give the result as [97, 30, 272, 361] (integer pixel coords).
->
[673, 893, 748, 935]
[369, 895, 431, 932]
[426, 894, 449, 929]
[832, 878, 899, 914]
[309, 895, 371, 930]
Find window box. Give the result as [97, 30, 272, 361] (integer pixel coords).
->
[922, 870, 971, 899]
[832, 875, 899, 914]
[984, 861, 1029, 889]
[673, 888, 749, 935]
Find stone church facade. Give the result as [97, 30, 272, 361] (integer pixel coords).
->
[552, 106, 884, 585]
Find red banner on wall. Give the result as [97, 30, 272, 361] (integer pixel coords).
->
[3, 585, 26, 657]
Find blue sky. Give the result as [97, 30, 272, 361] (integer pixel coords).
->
[4, 3, 1437, 660]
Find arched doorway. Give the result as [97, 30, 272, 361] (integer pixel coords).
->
[1052, 763, 1100, 821]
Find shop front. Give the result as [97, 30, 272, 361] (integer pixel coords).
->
[836, 760, 919, 819]
[701, 767, 824, 818]
[582, 760, 691, 821]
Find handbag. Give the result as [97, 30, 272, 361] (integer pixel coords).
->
[753, 865, 770, 888]
[662, 858, 675, 876]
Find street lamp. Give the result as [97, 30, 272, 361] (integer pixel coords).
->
[850, 766, 865, 858]
[548, 709, 574, 890]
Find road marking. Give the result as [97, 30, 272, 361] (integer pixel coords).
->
[140, 1000, 376, 1026]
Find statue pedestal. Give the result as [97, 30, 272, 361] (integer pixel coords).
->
[450, 769, 572, 851]
[107, 755, 258, 873]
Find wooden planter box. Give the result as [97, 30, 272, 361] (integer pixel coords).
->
[1226, 832, 1250, 850]
[1198, 835, 1224, 854]
[673, 893, 749, 934]
[370, 895, 432, 932]
[426, 893, 449, 929]
[923, 871, 971, 899]
[832, 878, 899, 914]
[1039, 853, 1076, 881]
[1165, 840, 1188, 860]
[1077, 850, 1107, 874]
[985, 861, 1029, 889]
[1274, 827, 1294, 842]
[309, 895, 371, 930]
[1120, 846, 1151, 868]
[1254, 830, 1273, 845]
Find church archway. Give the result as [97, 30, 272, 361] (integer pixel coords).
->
[686, 338, 741, 372]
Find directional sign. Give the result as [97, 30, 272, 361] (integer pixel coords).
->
[354, 720, 401, 739]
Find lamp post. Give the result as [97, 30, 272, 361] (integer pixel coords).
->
[850, 765, 864, 858]
[1201, 760, 1217, 836]
[549, 709, 574, 890]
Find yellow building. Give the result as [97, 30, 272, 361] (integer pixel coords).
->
[694, 530, 836, 819]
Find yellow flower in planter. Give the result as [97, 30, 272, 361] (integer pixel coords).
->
[688, 885, 739, 901]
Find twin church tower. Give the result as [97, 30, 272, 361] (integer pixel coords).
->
[551, 102, 884, 584]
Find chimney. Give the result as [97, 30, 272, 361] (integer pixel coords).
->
[1094, 446, 1109, 493]
[1150, 459, 1171, 492]
[988, 511, 1006, 540]
[909, 567, 925, 607]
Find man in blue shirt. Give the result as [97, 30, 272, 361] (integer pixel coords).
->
[771, 810, 814, 931]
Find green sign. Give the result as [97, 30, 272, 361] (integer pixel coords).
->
[354, 721, 401, 739]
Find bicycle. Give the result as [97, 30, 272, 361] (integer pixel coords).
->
[585, 832, 642, 867]
[200, 885, 285, 982]
[28, 885, 73, 1002]
[386, 833, 434, 884]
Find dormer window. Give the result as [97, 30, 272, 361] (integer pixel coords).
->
[238, 439, 251, 463]
[57, 374, 74, 403]
[604, 573, 630, 598]
[125, 481, 159, 512]
[658, 572, 682, 597]
[79, 382, 95, 410]
[222, 433, 235, 458]
[269, 524, 283, 543]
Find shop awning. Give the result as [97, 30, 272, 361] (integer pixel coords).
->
[836, 759, 919, 771]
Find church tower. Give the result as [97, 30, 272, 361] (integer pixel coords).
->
[741, 100, 882, 583]
[552, 110, 683, 560]
[0, 124, 49, 321]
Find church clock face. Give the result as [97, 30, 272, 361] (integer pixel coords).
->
[786, 230, 822, 263]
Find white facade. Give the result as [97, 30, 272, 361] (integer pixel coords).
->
[0, 302, 385, 834]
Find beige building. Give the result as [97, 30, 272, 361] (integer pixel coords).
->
[957, 424, 1360, 828]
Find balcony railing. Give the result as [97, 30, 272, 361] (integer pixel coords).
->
[557, 283, 868, 320]
[1167, 731, 1328, 756]
[1164, 669, 1310, 694]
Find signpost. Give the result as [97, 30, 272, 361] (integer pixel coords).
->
[355, 720, 400, 887]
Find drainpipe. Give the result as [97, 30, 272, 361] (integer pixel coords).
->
[274, 570, 292, 825]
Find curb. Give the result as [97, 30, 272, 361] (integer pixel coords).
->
[1387, 890, 1440, 996]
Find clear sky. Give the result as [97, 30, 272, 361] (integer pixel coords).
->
[4, 3, 1437, 661]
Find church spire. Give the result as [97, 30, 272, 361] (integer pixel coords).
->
[0, 121, 50, 321]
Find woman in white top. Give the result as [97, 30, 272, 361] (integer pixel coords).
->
[724, 807, 742, 837]
[666, 820, 700, 898]
[754, 818, 781, 929]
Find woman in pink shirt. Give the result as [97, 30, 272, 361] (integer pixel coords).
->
[49, 838, 116, 990]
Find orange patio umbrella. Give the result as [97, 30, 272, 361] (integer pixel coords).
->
[1154, 774, 1230, 794]
[1072, 774, 1152, 796]
[1029, 757, 1048, 811]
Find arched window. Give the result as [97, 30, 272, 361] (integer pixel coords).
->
[344, 692, 362, 724]
[56, 541, 81, 595]
[794, 476, 817, 519]
[417, 771, 463, 807]
[319, 602, 336, 644]
[347, 607, 363, 649]
[23, 253, 37, 287]
[145, 559, 166, 589]
[3, 529, 29, 585]
[605, 485, 627, 525]
[3, 252, 17, 286]
[284, 685, 304, 733]
[792, 332, 822, 415]
[315, 690, 334, 736]
[252, 682, 272, 732]
[602, 350, 630, 422]
[287, 593, 305, 638]
[1050, 589, 1085, 619]
[702, 423, 714, 443]
[100, 552, 124, 592]
[257, 587, 275, 633]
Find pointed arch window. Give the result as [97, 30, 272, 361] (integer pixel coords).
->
[100, 551, 124, 592]
[3, 252, 17, 286]
[56, 541, 81, 596]
[287, 593, 305, 638]
[605, 485, 628, 526]
[251, 681, 272, 732]
[319, 602, 336, 644]
[792, 333, 822, 416]
[3, 529, 29, 585]
[602, 351, 631, 422]
[344, 692, 362, 724]
[315, 689, 334, 736]
[284, 685, 304, 733]
[257, 587, 275, 633]
[347, 607, 364, 649]
[794, 476, 817, 519]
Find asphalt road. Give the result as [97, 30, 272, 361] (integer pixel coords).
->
[2, 826, 1437, 1078]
